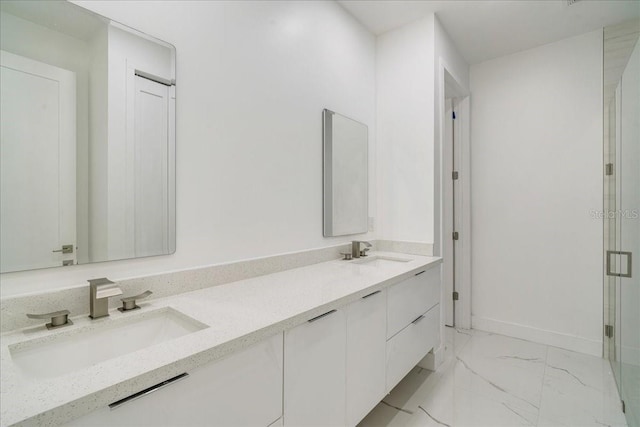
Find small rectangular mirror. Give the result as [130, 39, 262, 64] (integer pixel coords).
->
[323, 109, 368, 237]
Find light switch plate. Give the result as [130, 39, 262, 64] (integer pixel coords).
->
[368, 217, 375, 232]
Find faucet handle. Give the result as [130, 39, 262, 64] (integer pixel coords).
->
[27, 310, 73, 330]
[119, 290, 153, 312]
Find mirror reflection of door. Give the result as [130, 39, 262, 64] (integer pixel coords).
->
[0, 50, 76, 272]
[130, 74, 170, 257]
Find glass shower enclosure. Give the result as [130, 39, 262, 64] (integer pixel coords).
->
[603, 18, 640, 427]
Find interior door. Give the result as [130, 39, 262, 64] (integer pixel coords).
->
[0, 50, 76, 272]
[132, 74, 169, 257]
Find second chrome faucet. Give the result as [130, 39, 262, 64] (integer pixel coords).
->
[352, 240, 372, 259]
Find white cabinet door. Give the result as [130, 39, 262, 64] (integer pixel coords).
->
[346, 289, 387, 426]
[66, 333, 283, 427]
[284, 308, 346, 426]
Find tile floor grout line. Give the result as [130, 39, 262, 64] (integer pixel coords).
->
[418, 405, 452, 427]
[380, 400, 414, 415]
[546, 364, 590, 388]
[455, 355, 540, 410]
[536, 345, 550, 426]
[454, 327, 474, 356]
[501, 402, 534, 426]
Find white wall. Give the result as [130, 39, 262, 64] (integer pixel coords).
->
[433, 15, 469, 255]
[1, 0, 376, 296]
[88, 26, 109, 263]
[375, 15, 468, 251]
[470, 30, 603, 355]
[376, 15, 435, 243]
[434, 15, 469, 95]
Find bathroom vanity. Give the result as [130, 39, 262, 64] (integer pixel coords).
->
[0, 252, 441, 426]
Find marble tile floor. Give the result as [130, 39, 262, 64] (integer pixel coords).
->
[359, 328, 627, 427]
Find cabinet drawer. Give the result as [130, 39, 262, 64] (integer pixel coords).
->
[387, 265, 440, 339]
[385, 304, 439, 393]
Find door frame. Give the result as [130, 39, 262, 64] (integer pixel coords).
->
[435, 59, 471, 330]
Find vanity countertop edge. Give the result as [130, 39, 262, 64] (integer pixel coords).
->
[0, 252, 442, 427]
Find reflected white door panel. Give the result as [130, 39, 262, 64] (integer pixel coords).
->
[132, 75, 169, 257]
[0, 50, 76, 272]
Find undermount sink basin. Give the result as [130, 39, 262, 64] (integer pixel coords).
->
[351, 255, 411, 267]
[9, 307, 207, 379]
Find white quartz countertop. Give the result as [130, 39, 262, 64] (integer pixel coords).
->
[0, 252, 441, 426]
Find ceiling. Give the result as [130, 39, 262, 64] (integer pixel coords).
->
[338, 0, 640, 64]
[1, 1, 107, 42]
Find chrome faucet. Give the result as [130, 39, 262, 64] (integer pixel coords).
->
[352, 240, 372, 258]
[88, 278, 122, 319]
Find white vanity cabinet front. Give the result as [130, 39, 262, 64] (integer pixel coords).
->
[283, 308, 347, 427]
[385, 265, 441, 393]
[386, 304, 440, 392]
[346, 289, 387, 426]
[65, 333, 283, 427]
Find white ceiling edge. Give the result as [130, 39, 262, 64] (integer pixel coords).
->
[338, 0, 640, 64]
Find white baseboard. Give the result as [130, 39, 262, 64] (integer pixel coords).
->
[471, 316, 602, 357]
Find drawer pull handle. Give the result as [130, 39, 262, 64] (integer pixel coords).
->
[362, 290, 381, 299]
[109, 373, 189, 410]
[412, 315, 425, 324]
[308, 309, 337, 323]
[414, 270, 426, 276]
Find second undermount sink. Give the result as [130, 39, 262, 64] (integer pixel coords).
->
[351, 255, 411, 267]
[9, 307, 207, 379]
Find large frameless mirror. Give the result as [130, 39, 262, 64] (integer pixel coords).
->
[0, 1, 176, 273]
[322, 109, 368, 237]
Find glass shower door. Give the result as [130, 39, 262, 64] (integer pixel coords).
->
[618, 29, 639, 426]
[604, 18, 639, 427]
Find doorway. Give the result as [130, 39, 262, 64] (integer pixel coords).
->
[441, 69, 470, 328]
